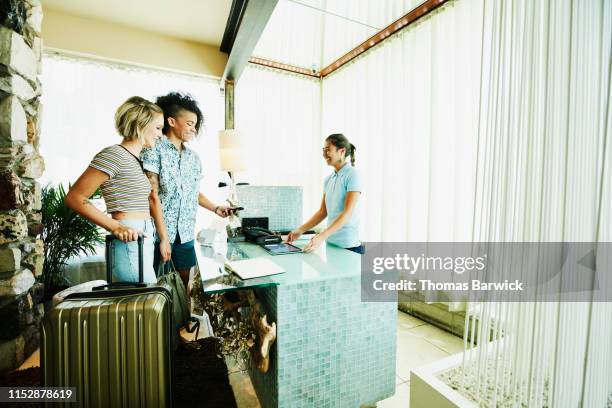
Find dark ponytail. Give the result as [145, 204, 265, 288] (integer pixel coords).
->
[326, 133, 357, 166]
[349, 143, 356, 166]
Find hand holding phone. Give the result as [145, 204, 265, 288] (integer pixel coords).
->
[215, 205, 243, 218]
[228, 206, 244, 215]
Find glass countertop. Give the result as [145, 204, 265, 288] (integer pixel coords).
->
[195, 239, 361, 294]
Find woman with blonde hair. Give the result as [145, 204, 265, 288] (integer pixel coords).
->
[65, 96, 169, 282]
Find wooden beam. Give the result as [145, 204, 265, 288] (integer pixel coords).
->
[319, 0, 451, 77]
[225, 80, 235, 129]
[249, 56, 321, 78]
[221, 0, 279, 83]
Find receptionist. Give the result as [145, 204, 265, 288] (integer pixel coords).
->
[287, 133, 364, 254]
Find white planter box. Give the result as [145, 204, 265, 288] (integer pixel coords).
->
[410, 352, 476, 408]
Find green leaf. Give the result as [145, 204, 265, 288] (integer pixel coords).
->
[41, 183, 105, 293]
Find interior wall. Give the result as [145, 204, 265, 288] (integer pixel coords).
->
[42, 8, 227, 77]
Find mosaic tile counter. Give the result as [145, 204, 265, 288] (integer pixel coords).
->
[196, 241, 397, 408]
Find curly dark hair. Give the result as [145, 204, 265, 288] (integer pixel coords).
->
[155, 91, 204, 135]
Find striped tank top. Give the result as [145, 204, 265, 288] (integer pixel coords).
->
[89, 144, 151, 213]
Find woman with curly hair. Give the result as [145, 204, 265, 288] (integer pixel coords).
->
[141, 92, 234, 288]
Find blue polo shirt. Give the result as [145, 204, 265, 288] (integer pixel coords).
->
[323, 163, 361, 248]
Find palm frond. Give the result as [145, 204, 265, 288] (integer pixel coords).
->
[41, 183, 105, 292]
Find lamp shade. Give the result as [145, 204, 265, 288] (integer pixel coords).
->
[218, 129, 247, 171]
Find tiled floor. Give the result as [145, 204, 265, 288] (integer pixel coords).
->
[18, 348, 40, 370]
[20, 310, 464, 408]
[379, 311, 464, 408]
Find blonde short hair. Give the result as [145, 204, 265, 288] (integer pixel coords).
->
[114, 96, 163, 143]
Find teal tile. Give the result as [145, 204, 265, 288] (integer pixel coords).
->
[248, 276, 396, 407]
[236, 186, 302, 231]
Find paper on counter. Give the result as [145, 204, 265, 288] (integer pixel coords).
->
[225, 258, 285, 280]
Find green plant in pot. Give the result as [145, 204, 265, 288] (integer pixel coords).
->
[40, 184, 104, 298]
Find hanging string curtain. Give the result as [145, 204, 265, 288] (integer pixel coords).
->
[465, 0, 612, 406]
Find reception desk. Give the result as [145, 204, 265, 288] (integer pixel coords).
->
[196, 241, 396, 408]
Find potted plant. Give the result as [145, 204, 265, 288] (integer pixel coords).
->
[40, 184, 104, 300]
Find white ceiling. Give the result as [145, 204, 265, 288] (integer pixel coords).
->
[42, 0, 233, 47]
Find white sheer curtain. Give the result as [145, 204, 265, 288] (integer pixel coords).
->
[234, 65, 323, 219]
[322, 0, 483, 242]
[317, 0, 427, 66]
[253, 0, 324, 68]
[463, 0, 612, 407]
[241, 0, 484, 243]
[255, 0, 436, 68]
[40, 52, 226, 230]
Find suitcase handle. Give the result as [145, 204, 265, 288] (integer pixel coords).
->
[70, 285, 171, 300]
[93, 282, 147, 291]
[104, 234, 144, 285]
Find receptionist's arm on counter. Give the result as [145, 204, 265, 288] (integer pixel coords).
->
[287, 191, 360, 252]
[310, 191, 359, 245]
[287, 196, 327, 243]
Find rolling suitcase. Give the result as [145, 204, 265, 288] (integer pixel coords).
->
[41, 235, 174, 407]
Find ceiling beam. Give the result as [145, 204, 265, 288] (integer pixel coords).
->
[249, 56, 320, 78]
[220, 0, 248, 54]
[221, 0, 278, 83]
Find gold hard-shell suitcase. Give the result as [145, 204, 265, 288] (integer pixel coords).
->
[41, 236, 174, 407]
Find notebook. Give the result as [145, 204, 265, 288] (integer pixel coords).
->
[225, 258, 285, 280]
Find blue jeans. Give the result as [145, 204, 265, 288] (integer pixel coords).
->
[111, 219, 156, 283]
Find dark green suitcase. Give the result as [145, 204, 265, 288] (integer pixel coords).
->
[41, 236, 174, 407]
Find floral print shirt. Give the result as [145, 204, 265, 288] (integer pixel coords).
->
[141, 136, 202, 243]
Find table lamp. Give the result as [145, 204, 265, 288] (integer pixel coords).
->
[219, 129, 247, 237]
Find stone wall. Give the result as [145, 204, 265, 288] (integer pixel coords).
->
[0, 0, 45, 373]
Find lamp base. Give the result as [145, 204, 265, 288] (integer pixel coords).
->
[227, 235, 246, 243]
[226, 171, 242, 238]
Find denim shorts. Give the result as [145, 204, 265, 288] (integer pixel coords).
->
[111, 219, 156, 283]
[153, 233, 197, 273]
[346, 243, 365, 255]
